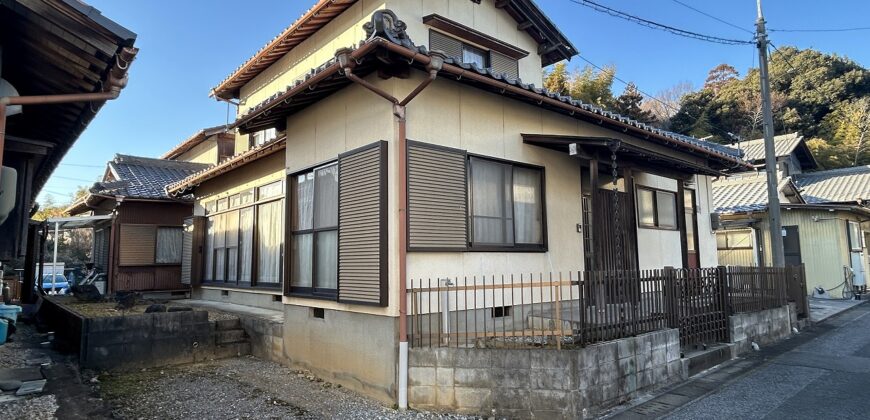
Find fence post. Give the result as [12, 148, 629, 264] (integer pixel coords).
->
[664, 266, 678, 329]
[717, 265, 731, 316]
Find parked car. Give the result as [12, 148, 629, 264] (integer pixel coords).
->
[38, 274, 71, 295]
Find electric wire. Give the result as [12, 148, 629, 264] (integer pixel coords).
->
[566, 0, 754, 45]
[669, 0, 754, 35]
[770, 26, 870, 33]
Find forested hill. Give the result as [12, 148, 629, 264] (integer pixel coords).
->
[543, 47, 870, 170]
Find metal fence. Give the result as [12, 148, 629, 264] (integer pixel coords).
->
[407, 265, 804, 350]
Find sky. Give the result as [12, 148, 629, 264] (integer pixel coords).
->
[37, 0, 870, 206]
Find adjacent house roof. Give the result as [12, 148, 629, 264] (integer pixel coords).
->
[725, 132, 818, 170]
[161, 125, 231, 160]
[211, 0, 577, 99]
[712, 173, 804, 214]
[793, 165, 870, 204]
[230, 19, 748, 171]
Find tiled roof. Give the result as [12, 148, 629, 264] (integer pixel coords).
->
[234, 38, 745, 166]
[725, 133, 803, 163]
[712, 173, 802, 214]
[161, 125, 230, 160]
[793, 165, 870, 204]
[91, 154, 208, 199]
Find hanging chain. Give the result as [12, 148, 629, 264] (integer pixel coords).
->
[611, 151, 623, 270]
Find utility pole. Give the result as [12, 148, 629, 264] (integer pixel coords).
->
[756, 0, 785, 267]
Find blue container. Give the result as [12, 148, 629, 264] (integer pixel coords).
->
[0, 318, 7, 345]
[0, 304, 22, 324]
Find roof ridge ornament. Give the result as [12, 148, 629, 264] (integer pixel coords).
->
[363, 9, 415, 49]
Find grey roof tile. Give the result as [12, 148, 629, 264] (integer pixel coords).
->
[712, 173, 801, 214]
[793, 165, 870, 204]
[91, 154, 207, 199]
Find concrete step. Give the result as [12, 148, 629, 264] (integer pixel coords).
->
[216, 329, 248, 345]
[214, 318, 242, 331]
[684, 344, 732, 377]
[212, 341, 251, 359]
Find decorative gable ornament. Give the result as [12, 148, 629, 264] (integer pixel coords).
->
[363, 9, 415, 49]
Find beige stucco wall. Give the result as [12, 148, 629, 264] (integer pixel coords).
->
[193, 151, 286, 218]
[387, 0, 544, 86]
[175, 139, 218, 165]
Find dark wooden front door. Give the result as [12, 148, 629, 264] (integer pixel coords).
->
[593, 189, 639, 271]
[783, 225, 802, 266]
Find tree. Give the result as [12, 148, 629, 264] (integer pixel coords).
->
[811, 97, 870, 168]
[569, 64, 616, 109]
[641, 81, 694, 129]
[543, 61, 570, 96]
[614, 83, 654, 124]
[704, 64, 739, 94]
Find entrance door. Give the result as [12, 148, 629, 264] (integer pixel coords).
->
[783, 226, 802, 266]
[683, 189, 700, 268]
[847, 221, 866, 287]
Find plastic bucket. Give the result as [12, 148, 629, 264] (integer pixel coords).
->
[0, 304, 22, 324]
[0, 318, 7, 345]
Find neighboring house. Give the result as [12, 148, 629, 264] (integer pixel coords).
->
[68, 154, 207, 293]
[713, 135, 870, 296]
[166, 1, 748, 404]
[161, 125, 235, 164]
[0, 0, 136, 302]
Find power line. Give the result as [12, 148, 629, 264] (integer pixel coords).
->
[670, 0, 754, 35]
[59, 163, 103, 168]
[770, 26, 870, 33]
[576, 55, 682, 116]
[566, 0, 754, 45]
[51, 175, 95, 183]
[768, 42, 799, 74]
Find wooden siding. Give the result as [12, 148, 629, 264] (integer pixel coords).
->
[115, 266, 183, 291]
[407, 142, 468, 250]
[118, 224, 156, 266]
[338, 142, 387, 306]
[117, 201, 192, 225]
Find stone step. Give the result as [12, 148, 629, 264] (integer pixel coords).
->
[684, 344, 732, 377]
[214, 318, 242, 331]
[212, 341, 251, 359]
[216, 329, 248, 345]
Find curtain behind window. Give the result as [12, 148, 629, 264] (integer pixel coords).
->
[205, 218, 214, 280]
[225, 210, 239, 282]
[156, 227, 183, 264]
[213, 214, 226, 281]
[239, 207, 254, 282]
[513, 167, 542, 244]
[471, 157, 513, 245]
[258, 200, 283, 284]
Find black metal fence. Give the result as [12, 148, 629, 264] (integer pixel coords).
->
[407, 265, 804, 350]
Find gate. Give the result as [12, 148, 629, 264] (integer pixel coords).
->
[666, 267, 730, 348]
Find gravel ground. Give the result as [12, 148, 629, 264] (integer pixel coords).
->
[0, 395, 59, 420]
[0, 320, 40, 369]
[95, 356, 478, 420]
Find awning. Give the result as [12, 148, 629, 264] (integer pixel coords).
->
[521, 134, 728, 177]
[46, 214, 112, 230]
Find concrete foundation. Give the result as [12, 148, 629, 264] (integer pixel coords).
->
[408, 329, 683, 418]
[194, 287, 283, 311]
[729, 305, 792, 355]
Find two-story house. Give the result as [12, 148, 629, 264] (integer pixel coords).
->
[167, 0, 748, 405]
[67, 126, 232, 294]
[714, 133, 870, 297]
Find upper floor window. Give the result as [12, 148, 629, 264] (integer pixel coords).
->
[462, 44, 488, 69]
[468, 156, 544, 249]
[250, 127, 277, 148]
[429, 30, 518, 79]
[636, 186, 677, 230]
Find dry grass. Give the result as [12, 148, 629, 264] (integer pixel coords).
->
[50, 296, 237, 321]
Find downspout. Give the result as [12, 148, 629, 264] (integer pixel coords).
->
[336, 47, 444, 410]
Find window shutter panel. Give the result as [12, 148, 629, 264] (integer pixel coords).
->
[181, 218, 194, 284]
[338, 142, 388, 306]
[407, 142, 468, 250]
[490, 51, 519, 80]
[118, 224, 156, 265]
[429, 30, 462, 60]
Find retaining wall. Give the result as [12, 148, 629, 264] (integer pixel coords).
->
[729, 304, 792, 355]
[408, 328, 683, 419]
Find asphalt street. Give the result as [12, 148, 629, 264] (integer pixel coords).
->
[666, 302, 870, 420]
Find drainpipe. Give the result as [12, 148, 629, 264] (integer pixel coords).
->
[336, 47, 444, 410]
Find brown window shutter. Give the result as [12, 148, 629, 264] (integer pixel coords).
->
[181, 217, 206, 285]
[337, 141, 388, 306]
[118, 224, 156, 266]
[490, 51, 519, 80]
[429, 30, 462, 60]
[407, 141, 468, 250]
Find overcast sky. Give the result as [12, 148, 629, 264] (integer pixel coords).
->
[38, 0, 870, 205]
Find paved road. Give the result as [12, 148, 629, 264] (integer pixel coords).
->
[666, 302, 870, 420]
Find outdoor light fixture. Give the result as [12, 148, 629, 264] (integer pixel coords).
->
[0, 78, 22, 116]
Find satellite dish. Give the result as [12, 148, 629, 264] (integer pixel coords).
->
[0, 78, 22, 117]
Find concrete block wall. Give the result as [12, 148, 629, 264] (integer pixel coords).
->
[729, 305, 792, 354]
[408, 329, 683, 419]
[238, 316, 284, 363]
